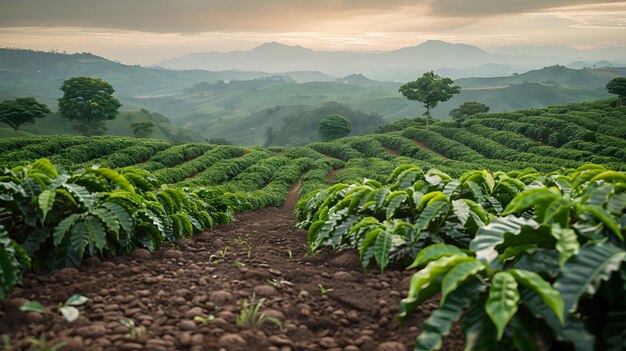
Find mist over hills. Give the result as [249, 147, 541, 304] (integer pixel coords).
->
[0, 47, 625, 146]
[156, 40, 626, 81]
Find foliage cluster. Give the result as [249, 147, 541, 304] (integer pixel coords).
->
[297, 163, 626, 350]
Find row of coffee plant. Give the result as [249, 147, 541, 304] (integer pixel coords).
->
[0, 157, 271, 299]
[297, 163, 625, 350]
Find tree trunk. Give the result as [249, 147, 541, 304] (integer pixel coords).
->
[425, 106, 430, 130]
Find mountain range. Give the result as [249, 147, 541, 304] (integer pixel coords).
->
[0, 47, 625, 146]
[156, 40, 626, 81]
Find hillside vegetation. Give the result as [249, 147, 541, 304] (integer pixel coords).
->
[0, 109, 205, 143]
[1, 49, 624, 145]
[1, 98, 624, 350]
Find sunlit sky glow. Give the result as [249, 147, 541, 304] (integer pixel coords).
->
[0, 0, 624, 65]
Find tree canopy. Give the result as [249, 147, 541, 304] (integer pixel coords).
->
[450, 101, 490, 120]
[58, 77, 121, 139]
[318, 114, 352, 141]
[131, 121, 154, 138]
[399, 71, 461, 128]
[606, 77, 626, 105]
[0, 97, 51, 135]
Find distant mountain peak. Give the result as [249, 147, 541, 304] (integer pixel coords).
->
[252, 42, 309, 52]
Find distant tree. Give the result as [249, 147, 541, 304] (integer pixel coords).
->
[0, 97, 51, 135]
[606, 77, 626, 105]
[131, 122, 154, 138]
[58, 77, 121, 141]
[449, 101, 490, 121]
[319, 114, 352, 141]
[399, 72, 461, 129]
[207, 137, 233, 145]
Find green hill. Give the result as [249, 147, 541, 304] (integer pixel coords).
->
[1, 49, 624, 145]
[0, 109, 206, 143]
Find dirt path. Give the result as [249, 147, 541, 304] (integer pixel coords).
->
[0, 180, 463, 351]
[327, 168, 344, 184]
[408, 139, 449, 159]
[382, 147, 400, 157]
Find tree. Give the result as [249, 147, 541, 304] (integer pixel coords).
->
[131, 122, 154, 138]
[449, 101, 490, 121]
[0, 97, 51, 135]
[606, 77, 626, 105]
[58, 77, 121, 140]
[319, 115, 351, 141]
[399, 71, 461, 129]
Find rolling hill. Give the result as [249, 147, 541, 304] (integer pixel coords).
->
[1, 49, 624, 146]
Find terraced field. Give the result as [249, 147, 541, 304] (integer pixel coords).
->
[0, 98, 625, 351]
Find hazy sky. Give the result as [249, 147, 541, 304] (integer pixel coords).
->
[1, 0, 625, 64]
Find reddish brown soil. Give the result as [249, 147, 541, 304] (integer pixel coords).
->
[327, 168, 345, 184]
[407, 139, 449, 159]
[382, 147, 400, 157]
[0, 181, 463, 351]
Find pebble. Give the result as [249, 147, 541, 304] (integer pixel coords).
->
[119, 342, 144, 350]
[268, 268, 282, 276]
[54, 267, 80, 281]
[218, 333, 247, 350]
[179, 320, 197, 331]
[210, 290, 234, 304]
[268, 335, 292, 347]
[319, 336, 338, 348]
[163, 250, 183, 258]
[75, 323, 107, 338]
[184, 306, 206, 320]
[376, 342, 407, 351]
[24, 311, 44, 323]
[179, 332, 192, 347]
[191, 334, 204, 346]
[354, 336, 373, 346]
[253, 284, 277, 297]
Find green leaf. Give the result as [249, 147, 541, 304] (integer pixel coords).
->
[442, 179, 461, 198]
[452, 199, 470, 227]
[53, 213, 82, 247]
[359, 228, 382, 261]
[38, 189, 55, 223]
[509, 269, 563, 323]
[59, 306, 80, 322]
[502, 188, 559, 215]
[521, 288, 594, 351]
[555, 242, 626, 313]
[582, 205, 623, 240]
[470, 215, 540, 263]
[385, 191, 408, 219]
[374, 230, 392, 273]
[28, 158, 58, 179]
[406, 244, 466, 269]
[19, 300, 44, 313]
[485, 272, 519, 340]
[589, 170, 626, 183]
[91, 206, 120, 235]
[415, 200, 447, 231]
[65, 294, 88, 306]
[61, 183, 94, 209]
[399, 254, 472, 324]
[414, 277, 485, 351]
[551, 225, 579, 266]
[84, 215, 107, 252]
[86, 167, 135, 193]
[440, 259, 485, 305]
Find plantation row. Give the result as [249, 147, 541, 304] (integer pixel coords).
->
[0, 98, 625, 350]
[297, 163, 626, 350]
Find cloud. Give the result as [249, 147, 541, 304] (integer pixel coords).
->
[429, 0, 626, 17]
[0, 0, 423, 33]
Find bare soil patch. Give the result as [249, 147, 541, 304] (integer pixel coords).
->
[0, 181, 463, 351]
[408, 139, 449, 160]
